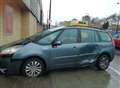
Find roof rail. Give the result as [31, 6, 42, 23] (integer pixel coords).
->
[66, 25, 102, 29]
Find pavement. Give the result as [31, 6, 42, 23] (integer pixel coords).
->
[0, 50, 120, 88]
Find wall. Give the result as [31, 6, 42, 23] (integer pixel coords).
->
[1, 1, 21, 45]
[29, 12, 37, 36]
[21, 9, 30, 39]
[0, 1, 4, 46]
[0, 0, 43, 46]
[37, 23, 43, 32]
[21, 11, 41, 38]
[22, 0, 43, 23]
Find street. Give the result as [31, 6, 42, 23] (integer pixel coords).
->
[0, 50, 120, 88]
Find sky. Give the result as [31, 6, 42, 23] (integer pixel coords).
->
[42, 0, 120, 24]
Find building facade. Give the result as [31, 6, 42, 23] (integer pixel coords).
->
[82, 15, 91, 25]
[0, 0, 43, 46]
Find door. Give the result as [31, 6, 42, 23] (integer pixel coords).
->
[76, 29, 100, 65]
[50, 28, 79, 68]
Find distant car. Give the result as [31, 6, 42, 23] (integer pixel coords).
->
[113, 32, 120, 48]
[0, 27, 115, 77]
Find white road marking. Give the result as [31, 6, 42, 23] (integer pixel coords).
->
[108, 66, 120, 76]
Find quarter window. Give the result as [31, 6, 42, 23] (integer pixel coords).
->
[99, 32, 111, 42]
[57, 29, 77, 44]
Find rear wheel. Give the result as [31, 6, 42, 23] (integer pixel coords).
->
[96, 55, 110, 70]
[22, 58, 45, 77]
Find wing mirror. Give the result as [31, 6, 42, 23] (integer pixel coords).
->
[52, 41, 62, 47]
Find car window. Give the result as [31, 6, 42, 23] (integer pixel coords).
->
[80, 30, 99, 43]
[38, 31, 61, 44]
[118, 33, 120, 38]
[94, 31, 99, 42]
[113, 34, 119, 39]
[57, 29, 78, 44]
[99, 32, 111, 42]
[116, 33, 120, 38]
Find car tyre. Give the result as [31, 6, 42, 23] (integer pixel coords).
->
[22, 57, 45, 77]
[96, 55, 110, 70]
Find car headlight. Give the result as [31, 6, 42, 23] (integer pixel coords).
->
[0, 45, 22, 56]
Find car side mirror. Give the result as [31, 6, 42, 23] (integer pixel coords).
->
[52, 41, 62, 47]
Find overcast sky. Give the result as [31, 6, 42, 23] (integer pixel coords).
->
[42, 0, 120, 24]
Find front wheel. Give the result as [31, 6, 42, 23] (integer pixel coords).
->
[96, 55, 110, 70]
[22, 58, 44, 77]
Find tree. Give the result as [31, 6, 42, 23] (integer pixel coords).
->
[102, 21, 109, 29]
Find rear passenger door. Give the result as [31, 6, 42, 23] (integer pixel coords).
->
[77, 29, 100, 65]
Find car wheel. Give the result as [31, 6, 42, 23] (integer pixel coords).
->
[96, 55, 110, 70]
[22, 58, 44, 77]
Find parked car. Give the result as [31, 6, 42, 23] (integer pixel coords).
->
[0, 27, 115, 77]
[113, 32, 120, 48]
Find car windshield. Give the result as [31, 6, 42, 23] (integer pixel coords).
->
[28, 30, 52, 41]
[29, 27, 63, 41]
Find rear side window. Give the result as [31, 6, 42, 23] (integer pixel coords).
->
[99, 32, 111, 42]
[80, 30, 99, 43]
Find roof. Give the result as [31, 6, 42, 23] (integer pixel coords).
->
[48, 26, 105, 32]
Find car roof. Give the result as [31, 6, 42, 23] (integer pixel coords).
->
[48, 26, 105, 32]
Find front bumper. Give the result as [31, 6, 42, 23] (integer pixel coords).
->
[0, 56, 22, 75]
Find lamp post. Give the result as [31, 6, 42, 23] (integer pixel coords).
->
[116, 2, 120, 32]
[48, 0, 52, 29]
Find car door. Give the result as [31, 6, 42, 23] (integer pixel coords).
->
[50, 28, 79, 68]
[76, 29, 100, 65]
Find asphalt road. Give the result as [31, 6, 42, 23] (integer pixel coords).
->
[0, 51, 120, 88]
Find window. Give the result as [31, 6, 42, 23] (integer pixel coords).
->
[99, 32, 111, 42]
[80, 30, 99, 43]
[118, 33, 120, 38]
[113, 33, 120, 39]
[113, 34, 119, 39]
[38, 31, 61, 44]
[57, 29, 77, 44]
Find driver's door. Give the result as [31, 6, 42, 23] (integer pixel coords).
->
[50, 29, 79, 68]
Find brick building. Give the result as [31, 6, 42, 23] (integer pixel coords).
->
[0, 0, 43, 46]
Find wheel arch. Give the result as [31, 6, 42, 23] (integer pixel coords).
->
[19, 55, 47, 73]
[97, 52, 112, 61]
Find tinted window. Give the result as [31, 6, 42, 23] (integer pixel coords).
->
[57, 29, 77, 44]
[99, 32, 111, 42]
[118, 33, 120, 38]
[80, 30, 99, 43]
[38, 31, 61, 44]
[113, 33, 120, 39]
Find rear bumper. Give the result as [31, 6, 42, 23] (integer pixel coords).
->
[0, 56, 22, 75]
